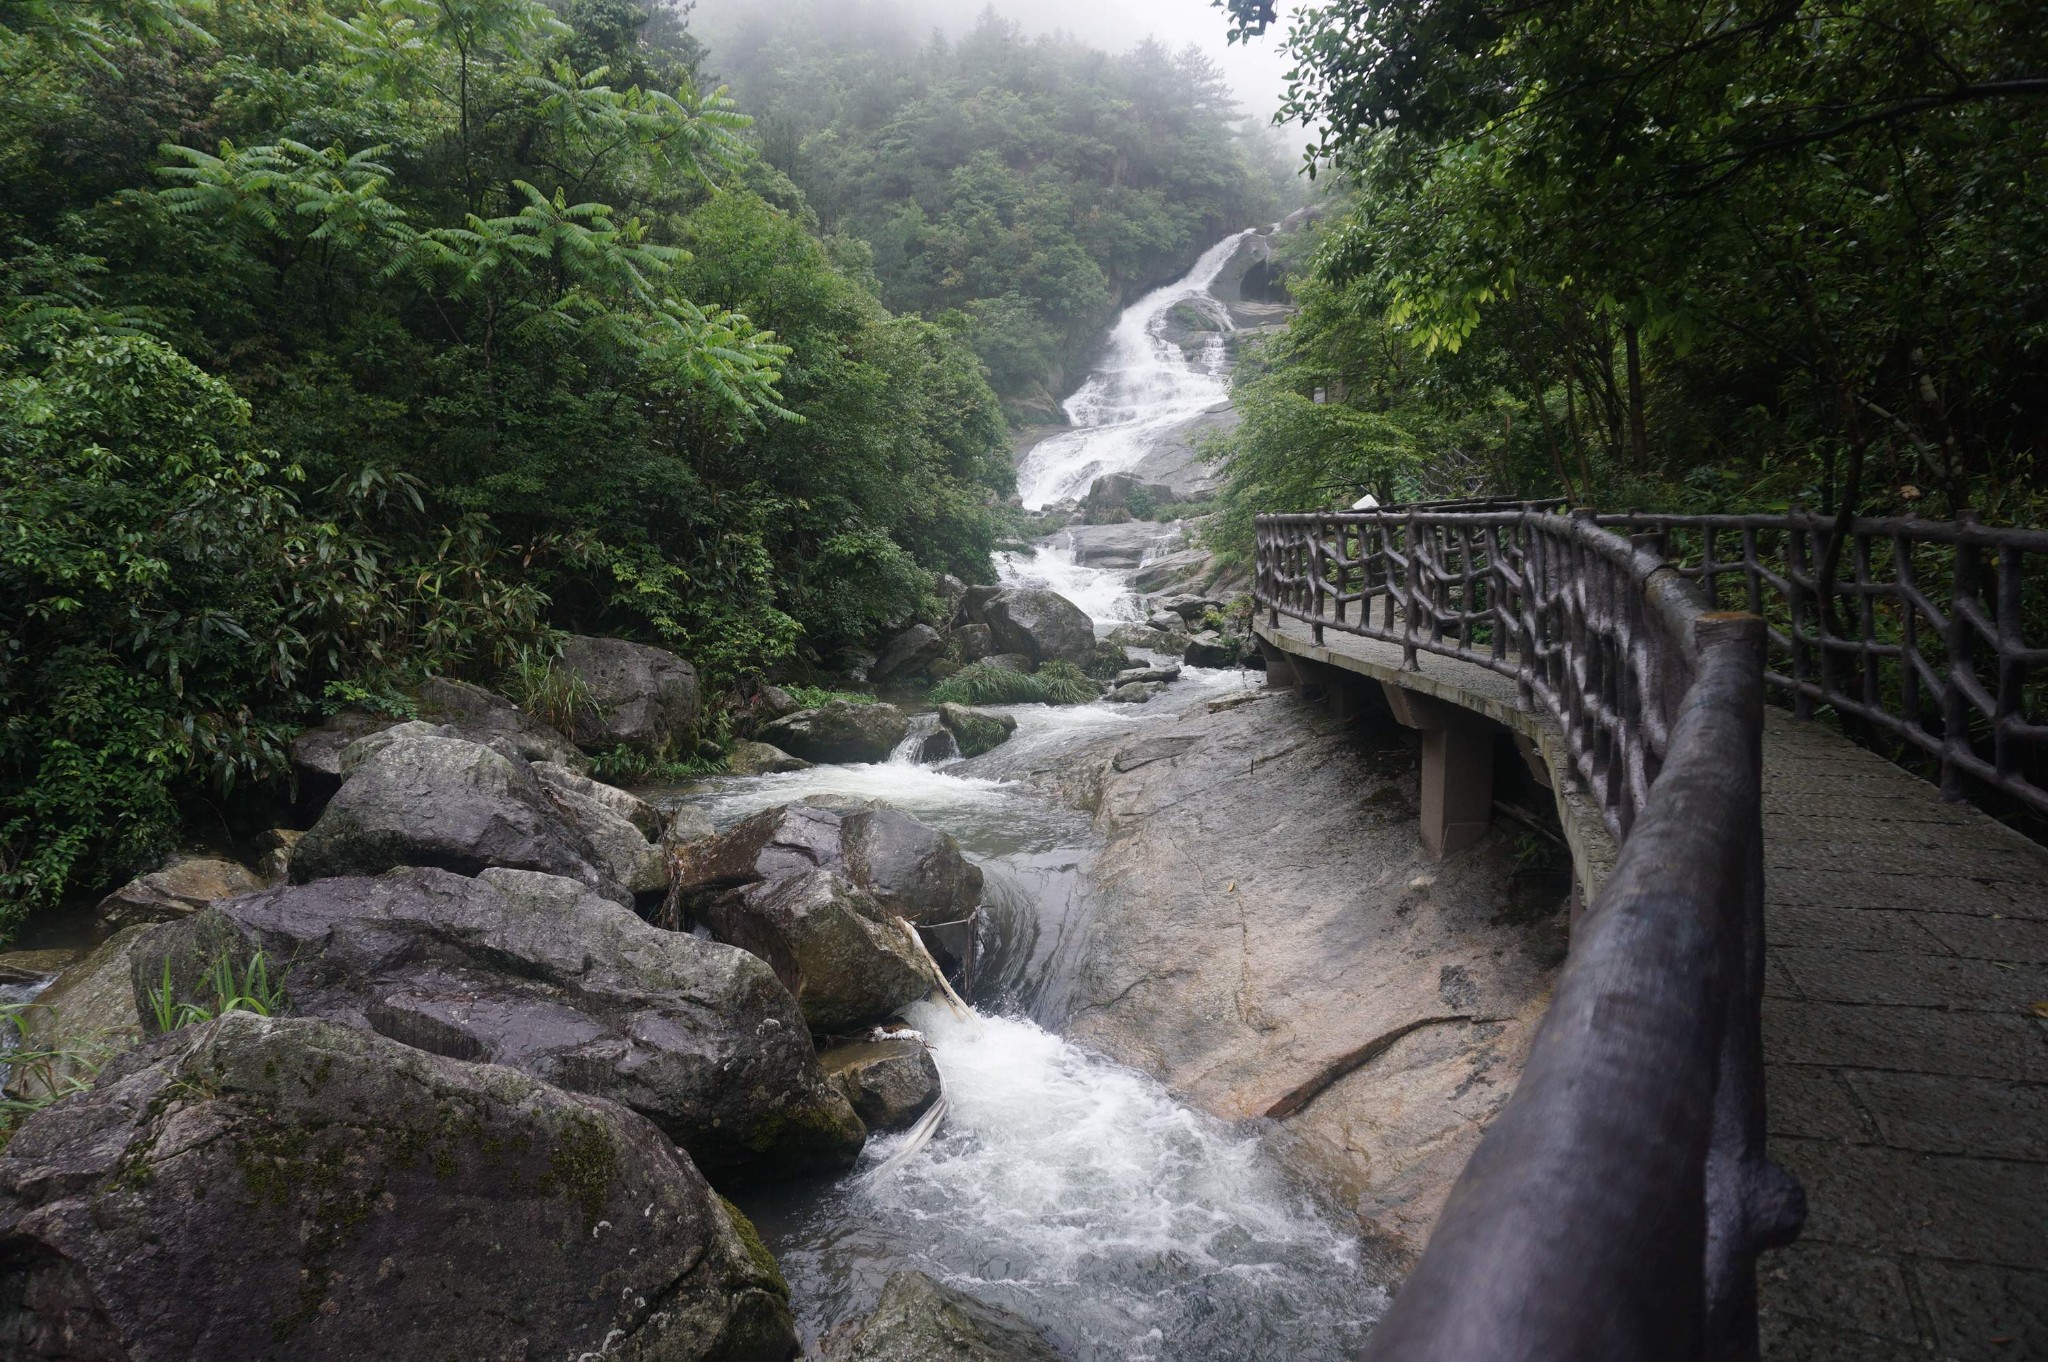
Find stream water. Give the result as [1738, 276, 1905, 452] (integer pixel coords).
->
[1014, 229, 1256, 510]
[659, 532, 1383, 1358]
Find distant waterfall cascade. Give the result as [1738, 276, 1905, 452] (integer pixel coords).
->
[1015, 229, 1259, 509]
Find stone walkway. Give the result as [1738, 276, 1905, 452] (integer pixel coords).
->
[1254, 617, 2048, 1358]
[1756, 711, 2048, 1361]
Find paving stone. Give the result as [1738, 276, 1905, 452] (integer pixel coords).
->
[1773, 1139, 2048, 1270]
[1915, 913, 2048, 963]
[1761, 1000, 2048, 1081]
[1774, 947, 2048, 1013]
[1912, 1260, 2048, 1360]
[1757, 1243, 1924, 1345]
[1766, 835, 2048, 886]
[1764, 1065, 1878, 1143]
[1764, 950, 1806, 999]
[1766, 867, 2028, 917]
[1842, 1071, 2048, 1160]
[1767, 906, 1950, 954]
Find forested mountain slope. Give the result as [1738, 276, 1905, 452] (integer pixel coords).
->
[685, 0, 1291, 419]
[0, 0, 1034, 922]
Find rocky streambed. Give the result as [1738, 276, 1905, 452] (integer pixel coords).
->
[0, 526, 1565, 1360]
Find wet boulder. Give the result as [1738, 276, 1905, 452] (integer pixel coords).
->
[937, 703, 1016, 759]
[558, 634, 702, 756]
[661, 804, 719, 855]
[0, 1012, 800, 1361]
[415, 675, 585, 769]
[672, 803, 848, 900]
[702, 870, 933, 1032]
[823, 1271, 1061, 1362]
[1105, 681, 1161, 704]
[1182, 631, 1244, 668]
[842, 808, 984, 928]
[959, 583, 1004, 624]
[291, 732, 627, 904]
[136, 868, 864, 1181]
[288, 709, 397, 809]
[1131, 546, 1215, 594]
[983, 652, 1033, 673]
[1106, 623, 1189, 657]
[979, 587, 1097, 667]
[871, 624, 948, 683]
[760, 699, 910, 764]
[93, 853, 265, 932]
[728, 740, 813, 775]
[533, 761, 667, 898]
[818, 1037, 943, 1133]
[917, 727, 961, 763]
[758, 684, 804, 721]
[1114, 664, 1182, 687]
[952, 622, 995, 663]
[931, 573, 969, 624]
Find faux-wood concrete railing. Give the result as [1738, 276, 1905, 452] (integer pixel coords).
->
[1255, 507, 1804, 1360]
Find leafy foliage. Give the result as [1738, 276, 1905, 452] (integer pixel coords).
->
[928, 659, 1099, 707]
[1210, 0, 2047, 530]
[0, 0, 1017, 922]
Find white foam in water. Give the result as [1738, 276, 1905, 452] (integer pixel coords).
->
[761, 1002, 1383, 1359]
[995, 539, 1146, 625]
[1015, 229, 1259, 509]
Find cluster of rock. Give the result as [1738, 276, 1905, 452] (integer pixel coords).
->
[0, 634, 1028, 1359]
[1106, 591, 1260, 669]
[855, 576, 1130, 692]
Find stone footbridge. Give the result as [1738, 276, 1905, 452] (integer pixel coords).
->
[1251, 504, 2047, 1360]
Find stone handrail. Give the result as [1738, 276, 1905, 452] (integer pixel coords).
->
[1254, 506, 1803, 1358]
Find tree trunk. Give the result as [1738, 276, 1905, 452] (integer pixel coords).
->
[1624, 322, 1649, 472]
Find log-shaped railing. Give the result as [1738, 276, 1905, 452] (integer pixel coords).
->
[1596, 511, 2048, 818]
[1255, 506, 1802, 1359]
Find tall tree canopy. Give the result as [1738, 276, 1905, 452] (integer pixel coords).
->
[1203, 0, 2046, 547]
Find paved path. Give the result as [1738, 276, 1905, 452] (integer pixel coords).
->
[1254, 618, 2048, 1358]
[1756, 711, 2048, 1361]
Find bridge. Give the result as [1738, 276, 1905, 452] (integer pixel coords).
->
[1249, 504, 2047, 1360]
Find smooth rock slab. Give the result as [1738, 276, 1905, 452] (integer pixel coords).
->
[135, 868, 865, 1181]
[0, 1013, 799, 1361]
[760, 701, 910, 764]
[728, 740, 814, 775]
[822, 1271, 1060, 1362]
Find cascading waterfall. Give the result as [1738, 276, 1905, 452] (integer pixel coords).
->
[1015, 229, 1260, 509]
[690, 234, 1384, 1356]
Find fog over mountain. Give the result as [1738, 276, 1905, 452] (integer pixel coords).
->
[685, 0, 1303, 127]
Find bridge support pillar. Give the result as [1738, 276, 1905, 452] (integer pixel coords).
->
[1380, 683, 1497, 859]
[1252, 636, 1298, 690]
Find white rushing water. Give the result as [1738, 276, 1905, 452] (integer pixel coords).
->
[666, 244, 1383, 1356]
[1014, 229, 1258, 509]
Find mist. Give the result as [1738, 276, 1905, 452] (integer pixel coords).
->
[684, 0, 1303, 125]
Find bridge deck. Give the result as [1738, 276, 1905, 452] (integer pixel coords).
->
[1255, 617, 2048, 1358]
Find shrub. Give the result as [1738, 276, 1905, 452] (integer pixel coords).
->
[928, 659, 1100, 706]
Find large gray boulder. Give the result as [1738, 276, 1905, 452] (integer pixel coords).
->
[674, 804, 983, 994]
[137, 868, 865, 1180]
[727, 740, 813, 775]
[559, 634, 702, 756]
[823, 1272, 1060, 1362]
[1106, 623, 1189, 657]
[287, 709, 396, 808]
[532, 759, 667, 897]
[841, 808, 985, 927]
[870, 624, 948, 683]
[979, 588, 1096, 667]
[291, 732, 626, 903]
[936, 703, 1015, 759]
[760, 700, 909, 764]
[415, 674, 585, 768]
[951, 623, 994, 662]
[819, 1037, 943, 1133]
[0, 1012, 799, 1361]
[702, 870, 932, 1032]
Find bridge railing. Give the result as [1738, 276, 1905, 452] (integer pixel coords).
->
[1596, 511, 2048, 820]
[1254, 506, 1803, 1360]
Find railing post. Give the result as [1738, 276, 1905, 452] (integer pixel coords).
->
[1697, 612, 1805, 1361]
[1942, 510, 1982, 800]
